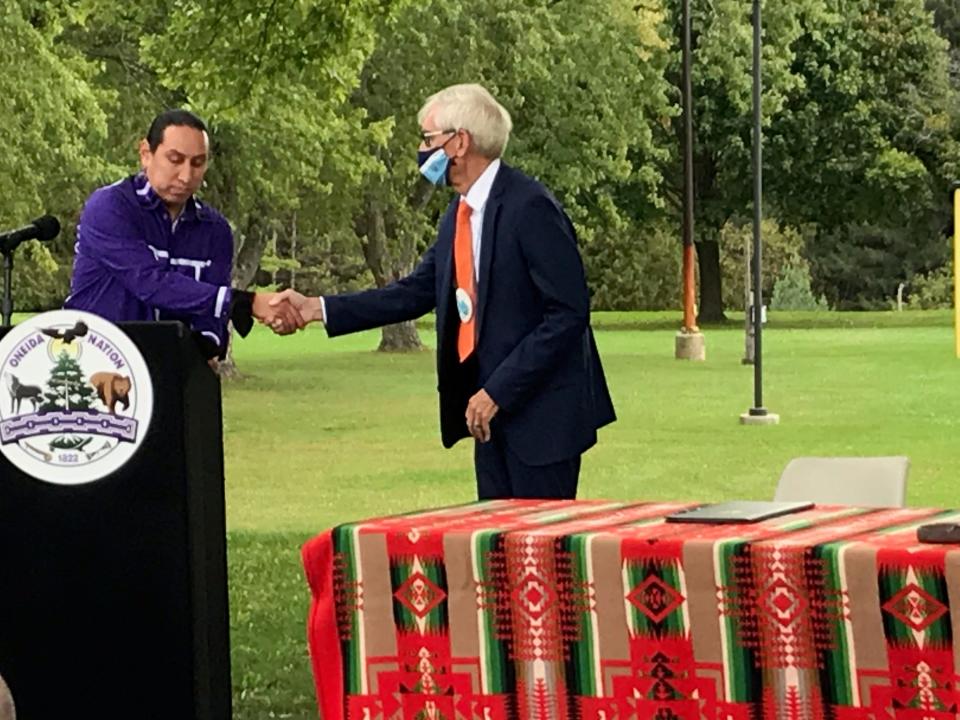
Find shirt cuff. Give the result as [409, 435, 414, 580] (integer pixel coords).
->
[319, 296, 327, 323]
[230, 290, 255, 337]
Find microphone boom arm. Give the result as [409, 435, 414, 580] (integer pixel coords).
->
[0, 215, 59, 327]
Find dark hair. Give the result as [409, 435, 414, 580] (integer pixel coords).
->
[145, 109, 208, 151]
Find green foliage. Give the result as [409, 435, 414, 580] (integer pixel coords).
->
[1, 0, 959, 319]
[342, 0, 674, 319]
[0, 1, 115, 226]
[10, 240, 62, 311]
[927, 0, 960, 59]
[0, 1, 119, 309]
[583, 220, 681, 310]
[653, 0, 829, 319]
[719, 219, 809, 309]
[660, 0, 813, 230]
[770, 0, 956, 229]
[52, 0, 403, 302]
[653, 0, 959, 315]
[808, 222, 950, 309]
[909, 263, 955, 309]
[766, 0, 958, 309]
[770, 263, 829, 311]
[139, 0, 392, 119]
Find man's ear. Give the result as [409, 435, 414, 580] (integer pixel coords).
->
[453, 129, 471, 158]
[138, 139, 151, 171]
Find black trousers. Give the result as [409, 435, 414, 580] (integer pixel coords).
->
[474, 426, 581, 500]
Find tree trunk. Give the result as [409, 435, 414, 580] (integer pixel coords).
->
[220, 209, 273, 379]
[357, 198, 423, 352]
[695, 238, 726, 322]
[218, 324, 246, 382]
[232, 221, 271, 289]
[290, 212, 297, 290]
[378, 321, 423, 352]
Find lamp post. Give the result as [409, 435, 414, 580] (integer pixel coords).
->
[953, 182, 959, 358]
[675, 0, 706, 361]
[740, 0, 779, 425]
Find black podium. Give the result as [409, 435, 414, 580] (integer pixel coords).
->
[0, 323, 231, 719]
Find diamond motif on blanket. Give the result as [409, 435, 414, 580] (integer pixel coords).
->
[627, 575, 685, 623]
[395, 571, 446, 618]
[882, 583, 947, 632]
[513, 572, 557, 621]
[760, 577, 807, 629]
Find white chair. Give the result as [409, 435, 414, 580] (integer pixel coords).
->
[774, 456, 909, 508]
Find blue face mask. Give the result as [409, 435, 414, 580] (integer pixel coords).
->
[417, 147, 451, 186]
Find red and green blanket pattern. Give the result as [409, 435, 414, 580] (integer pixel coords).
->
[302, 500, 960, 720]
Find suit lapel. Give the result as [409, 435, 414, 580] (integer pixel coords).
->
[436, 199, 457, 331]
[476, 165, 509, 343]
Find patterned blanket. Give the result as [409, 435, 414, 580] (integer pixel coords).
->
[302, 499, 960, 720]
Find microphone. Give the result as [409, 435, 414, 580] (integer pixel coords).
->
[0, 215, 61, 253]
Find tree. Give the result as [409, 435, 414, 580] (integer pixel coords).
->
[770, 263, 828, 311]
[926, 0, 960, 63]
[346, 0, 673, 348]
[59, 0, 404, 369]
[10, 240, 61, 311]
[41, 351, 96, 412]
[658, 0, 818, 320]
[135, 0, 401, 297]
[767, 0, 958, 308]
[0, 0, 118, 309]
[5, 0, 957, 322]
[718, 219, 809, 310]
[657, 0, 956, 317]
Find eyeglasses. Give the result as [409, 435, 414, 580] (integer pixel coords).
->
[420, 128, 457, 146]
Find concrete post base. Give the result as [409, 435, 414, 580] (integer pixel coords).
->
[739, 411, 780, 425]
[675, 331, 706, 361]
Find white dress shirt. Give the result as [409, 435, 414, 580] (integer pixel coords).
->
[320, 159, 502, 320]
[461, 158, 502, 281]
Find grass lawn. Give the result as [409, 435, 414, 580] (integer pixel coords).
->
[222, 310, 957, 718]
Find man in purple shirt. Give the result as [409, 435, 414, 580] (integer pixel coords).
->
[65, 109, 303, 360]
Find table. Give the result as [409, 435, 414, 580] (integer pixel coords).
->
[302, 500, 960, 719]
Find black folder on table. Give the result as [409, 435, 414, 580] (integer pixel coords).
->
[665, 500, 814, 524]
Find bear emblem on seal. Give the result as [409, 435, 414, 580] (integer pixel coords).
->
[89, 372, 132, 415]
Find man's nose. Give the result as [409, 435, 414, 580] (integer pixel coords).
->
[181, 165, 203, 185]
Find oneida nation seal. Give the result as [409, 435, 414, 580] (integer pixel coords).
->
[0, 310, 153, 485]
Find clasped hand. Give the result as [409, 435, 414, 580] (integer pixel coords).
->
[252, 289, 324, 335]
[251, 292, 303, 335]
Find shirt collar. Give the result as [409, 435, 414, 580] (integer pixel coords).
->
[132, 172, 204, 222]
[133, 172, 162, 209]
[462, 158, 501, 212]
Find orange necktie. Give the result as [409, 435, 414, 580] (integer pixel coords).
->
[454, 199, 476, 362]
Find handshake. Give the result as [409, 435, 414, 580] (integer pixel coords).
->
[251, 289, 324, 335]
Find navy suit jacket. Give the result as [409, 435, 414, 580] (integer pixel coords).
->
[325, 163, 615, 466]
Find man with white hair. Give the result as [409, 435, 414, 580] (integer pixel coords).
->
[273, 83, 615, 499]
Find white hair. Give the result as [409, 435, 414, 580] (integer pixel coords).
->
[418, 84, 513, 159]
